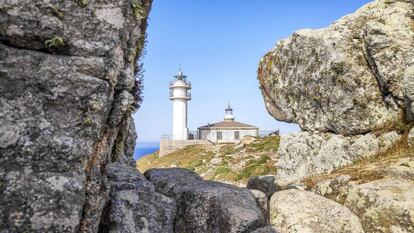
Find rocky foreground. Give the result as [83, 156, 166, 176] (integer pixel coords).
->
[1, 0, 414, 232]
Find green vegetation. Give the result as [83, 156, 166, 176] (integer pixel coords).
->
[235, 155, 276, 181]
[213, 165, 231, 177]
[219, 144, 241, 155]
[246, 136, 280, 152]
[137, 136, 280, 185]
[137, 145, 215, 172]
[44, 36, 65, 50]
[49, 6, 64, 19]
[83, 117, 93, 126]
[75, 0, 89, 7]
[131, 1, 146, 20]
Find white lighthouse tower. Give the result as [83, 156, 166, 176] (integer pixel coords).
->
[169, 69, 191, 140]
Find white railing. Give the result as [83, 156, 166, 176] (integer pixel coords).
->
[169, 80, 191, 88]
[161, 132, 199, 140]
[259, 130, 279, 137]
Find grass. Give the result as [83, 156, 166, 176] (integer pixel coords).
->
[302, 130, 414, 190]
[246, 135, 280, 152]
[137, 145, 214, 172]
[235, 155, 277, 181]
[136, 136, 280, 185]
[219, 144, 241, 155]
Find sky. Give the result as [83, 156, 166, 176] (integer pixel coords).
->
[134, 0, 372, 144]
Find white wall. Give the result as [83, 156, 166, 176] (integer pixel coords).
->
[172, 98, 188, 140]
[198, 128, 258, 143]
[171, 84, 189, 140]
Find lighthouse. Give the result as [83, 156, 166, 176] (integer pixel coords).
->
[169, 69, 191, 140]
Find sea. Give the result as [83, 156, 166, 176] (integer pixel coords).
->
[133, 141, 160, 160]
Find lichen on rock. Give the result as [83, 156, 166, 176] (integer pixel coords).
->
[258, 0, 413, 135]
[0, 0, 153, 232]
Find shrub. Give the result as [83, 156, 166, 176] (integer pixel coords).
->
[44, 36, 65, 50]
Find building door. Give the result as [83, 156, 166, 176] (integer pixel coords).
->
[217, 131, 222, 141]
[234, 131, 240, 140]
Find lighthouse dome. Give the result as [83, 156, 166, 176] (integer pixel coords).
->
[224, 103, 235, 121]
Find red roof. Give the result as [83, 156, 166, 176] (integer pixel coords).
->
[198, 120, 258, 129]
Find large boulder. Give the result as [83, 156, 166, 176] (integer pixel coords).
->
[344, 178, 414, 233]
[144, 168, 267, 233]
[269, 190, 364, 233]
[0, 0, 152, 232]
[99, 162, 176, 233]
[247, 175, 278, 198]
[258, 0, 414, 135]
[276, 131, 401, 181]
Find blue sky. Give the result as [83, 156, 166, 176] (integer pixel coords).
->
[134, 0, 372, 143]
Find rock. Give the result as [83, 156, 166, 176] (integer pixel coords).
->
[344, 178, 414, 233]
[251, 226, 278, 233]
[405, 67, 414, 121]
[276, 131, 401, 181]
[247, 175, 278, 198]
[250, 189, 270, 223]
[270, 190, 364, 233]
[100, 163, 176, 233]
[144, 168, 204, 198]
[311, 175, 353, 204]
[0, 0, 152, 232]
[241, 136, 257, 145]
[210, 157, 222, 166]
[144, 168, 267, 233]
[409, 127, 414, 147]
[381, 157, 414, 180]
[258, 0, 414, 135]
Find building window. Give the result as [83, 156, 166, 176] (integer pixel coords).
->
[217, 131, 222, 141]
[234, 131, 240, 140]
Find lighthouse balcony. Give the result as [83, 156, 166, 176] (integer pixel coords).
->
[169, 91, 191, 100]
[169, 80, 191, 89]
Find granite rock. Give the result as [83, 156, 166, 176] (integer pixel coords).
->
[100, 162, 176, 233]
[145, 168, 267, 233]
[0, 0, 152, 232]
[270, 190, 364, 233]
[258, 0, 414, 135]
[276, 131, 401, 181]
[344, 178, 414, 233]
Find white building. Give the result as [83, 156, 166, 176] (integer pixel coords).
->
[169, 69, 191, 140]
[198, 104, 258, 143]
